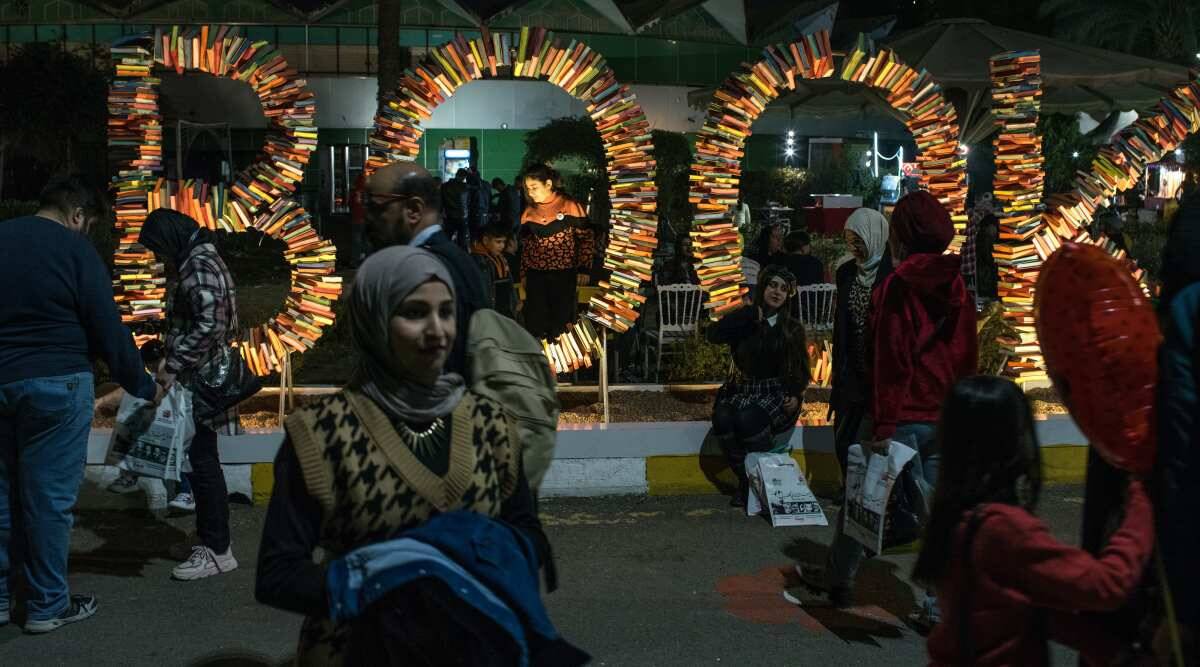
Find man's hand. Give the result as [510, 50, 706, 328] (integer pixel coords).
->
[783, 396, 800, 414]
[153, 383, 166, 405]
[94, 388, 125, 414]
[576, 274, 590, 286]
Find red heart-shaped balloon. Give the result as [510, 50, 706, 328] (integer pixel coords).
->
[1035, 242, 1160, 474]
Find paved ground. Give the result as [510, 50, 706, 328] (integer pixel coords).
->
[0, 481, 1087, 666]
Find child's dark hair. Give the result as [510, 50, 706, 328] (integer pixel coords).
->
[521, 163, 560, 191]
[912, 375, 1042, 586]
[480, 223, 512, 240]
[784, 230, 811, 253]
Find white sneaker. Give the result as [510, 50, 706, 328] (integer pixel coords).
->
[172, 545, 237, 581]
[168, 493, 196, 512]
[106, 472, 139, 494]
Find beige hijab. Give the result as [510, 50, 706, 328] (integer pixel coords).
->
[348, 246, 465, 423]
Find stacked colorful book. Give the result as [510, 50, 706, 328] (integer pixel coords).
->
[366, 27, 659, 374]
[107, 25, 336, 376]
[1043, 71, 1200, 251]
[807, 340, 832, 387]
[688, 29, 836, 318]
[839, 34, 968, 237]
[989, 51, 1047, 387]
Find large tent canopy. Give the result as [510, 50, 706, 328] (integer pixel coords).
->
[689, 15, 1190, 143]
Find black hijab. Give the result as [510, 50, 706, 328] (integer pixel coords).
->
[138, 208, 215, 265]
[1160, 190, 1200, 308]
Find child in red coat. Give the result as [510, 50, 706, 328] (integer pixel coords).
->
[913, 376, 1154, 666]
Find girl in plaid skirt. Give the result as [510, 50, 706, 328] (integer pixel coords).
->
[707, 265, 810, 506]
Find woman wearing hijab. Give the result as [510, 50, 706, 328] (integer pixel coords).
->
[254, 246, 550, 666]
[707, 265, 810, 506]
[794, 191, 976, 625]
[829, 208, 893, 480]
[137, 208, 239, 581]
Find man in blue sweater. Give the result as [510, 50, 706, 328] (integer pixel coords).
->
[0, 175, 159, 634]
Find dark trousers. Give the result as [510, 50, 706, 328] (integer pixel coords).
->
[444, 217, 469, 249]
[188, 424, 229, 553]
[524, 269, 577, 339]
[712, 402, 773, 497]
[833, 403, 869, 482]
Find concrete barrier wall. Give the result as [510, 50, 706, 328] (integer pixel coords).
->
[88, 414, 1088, 499]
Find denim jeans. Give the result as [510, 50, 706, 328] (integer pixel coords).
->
[826, 421, 938, 592]
[0, 372, 94, 621]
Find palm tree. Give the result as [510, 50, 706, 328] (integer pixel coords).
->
[1040, 0, 1198, 65]
[377, 0, 404, 103]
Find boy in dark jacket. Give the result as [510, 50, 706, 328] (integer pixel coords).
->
[471, 223, 516, 318]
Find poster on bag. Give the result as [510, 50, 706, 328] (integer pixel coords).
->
[745, 453, 828, 527]
[843, 442, 917, 553]
[106, 385, 194, 481]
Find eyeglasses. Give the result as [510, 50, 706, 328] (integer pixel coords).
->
[358, 191, 414, 209]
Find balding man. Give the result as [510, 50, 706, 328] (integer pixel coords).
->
[362, 162, 489, 376]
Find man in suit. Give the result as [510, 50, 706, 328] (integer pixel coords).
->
[363, 162, 490, 376]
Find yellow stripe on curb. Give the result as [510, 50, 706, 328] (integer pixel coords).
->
[646, 445, 1088, 497]
[252, 463, 275, 505]
[249, 445, 1090, 503]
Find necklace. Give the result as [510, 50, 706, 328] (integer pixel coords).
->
[396, 418, 447, 458]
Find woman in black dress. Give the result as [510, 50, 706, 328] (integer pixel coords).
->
[707, 265, 809, 505]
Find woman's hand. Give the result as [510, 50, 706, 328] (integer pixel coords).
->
[155, 359, 176, 390]
[783, 396, 800, 414]
[866, 438, 891, 455]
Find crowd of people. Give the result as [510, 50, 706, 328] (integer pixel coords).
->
[0, 165, 1196, 665]
[706, 188, 1199, 664]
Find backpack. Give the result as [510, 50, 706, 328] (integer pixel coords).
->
[467, 309, 559, 490]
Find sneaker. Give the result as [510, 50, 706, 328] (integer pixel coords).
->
[172, 545, 237, 581]
[783, 584, 853, 609]
[168, 492, 196, 513]
[794, 563, 829, 593]
[106, 472, 139, 495]
[907, 595, 942, 633]
[24, 595, 97, 634]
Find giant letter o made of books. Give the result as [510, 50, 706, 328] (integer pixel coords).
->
[108, 26, 339, 377]
[366, 27, 658, 376]
[687, 29, 968, 319]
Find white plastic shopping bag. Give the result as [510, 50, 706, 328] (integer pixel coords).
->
[106, 385, 194, 481]
[843, 442, 917, 553]
[745, 453, 828, 527]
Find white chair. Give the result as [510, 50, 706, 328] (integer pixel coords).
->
[643, 283, 704, 381]
[795, 283, 836, 333]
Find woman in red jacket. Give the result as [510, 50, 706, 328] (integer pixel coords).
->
[914, 375, 1153, 666]
[795, 191, 976, 621]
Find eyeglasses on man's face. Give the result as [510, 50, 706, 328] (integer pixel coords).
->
[358, 191, 414, 211]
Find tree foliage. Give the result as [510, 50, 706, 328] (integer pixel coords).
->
[0, 42, 108, 197]
[650, 129, 692, 239]
[1039, 114, 1098, 195]
[1040, 0, 1199, 65]
[522, 115, 608, 211]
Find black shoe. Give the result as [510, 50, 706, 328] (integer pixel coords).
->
[24, 595, 97, 634]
